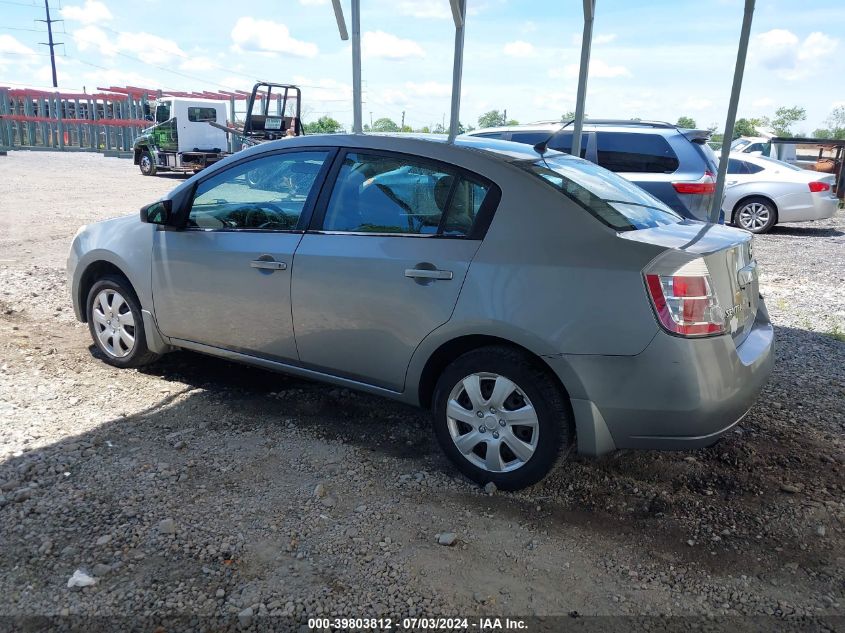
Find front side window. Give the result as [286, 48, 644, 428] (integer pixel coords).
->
[321, 153, 490, 236]
[519, 154, 681, 231]
[188, 151, 329, 230]
[188, 107, 217, 122]
[596, 132, 680, 173]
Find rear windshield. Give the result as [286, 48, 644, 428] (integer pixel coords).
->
[519, 154, 681, 231]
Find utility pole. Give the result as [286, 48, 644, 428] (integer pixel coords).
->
[502, 109, 507, 125]
[37, 0, 62, 88]
[401, 110, 405, 130]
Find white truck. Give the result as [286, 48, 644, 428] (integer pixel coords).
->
[133, 98, 229, 176]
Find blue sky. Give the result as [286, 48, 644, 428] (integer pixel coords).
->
[1, 0, 843, 133]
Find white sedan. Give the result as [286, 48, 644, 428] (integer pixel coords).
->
[722, 153, 838, 233]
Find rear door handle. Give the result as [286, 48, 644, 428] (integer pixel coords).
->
[405, 268, 453, 280]
[250, 259, 287, 271]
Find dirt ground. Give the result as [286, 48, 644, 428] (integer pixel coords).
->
[0, 151, 843, 630]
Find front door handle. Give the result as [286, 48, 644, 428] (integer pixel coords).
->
[250, 258, 287, 271]
[405, 268, 453, 280]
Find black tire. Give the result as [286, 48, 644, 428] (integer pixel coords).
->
[139, 149, 157, 176]
[732, 196, 777, 234]
[86, 275, 160, 368]
[432, 346, 573, 491]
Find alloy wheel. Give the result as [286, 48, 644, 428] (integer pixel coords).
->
[738, 202, 771, 231]
[445, 372, 539, 473]
[91, 289, 135, 358]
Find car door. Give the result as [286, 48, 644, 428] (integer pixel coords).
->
[151, 148, 333, 360]
[291, 150, 498, 391]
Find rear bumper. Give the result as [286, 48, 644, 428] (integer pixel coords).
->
[549, 297, 774, 454]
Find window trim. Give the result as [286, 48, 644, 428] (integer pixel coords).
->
[176, 146, 339, 233]
[306, 147, 502, 240]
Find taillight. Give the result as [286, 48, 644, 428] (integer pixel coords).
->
[672, 170, 716, 195]
[809, 181, 830, 193]
[644, 258, 726, 337]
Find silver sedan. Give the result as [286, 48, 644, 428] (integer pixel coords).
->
[723, 152, 838, 233]
[68, 135, 774, 490]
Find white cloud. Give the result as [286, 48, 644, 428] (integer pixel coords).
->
[752, 97, 775, 108]
[751, 29, 839, 80]
[503, 41, 536, 58]
[231, 17, 319, 58]
[117, 32, 185, 65]
[61, 0, 112, 24]
[362, 31, 424, 60]
[179, 56, 217, 72]
[292, 75, 352, 103]
[71, 25, 117, 56]
[404, 81, 451, 97]
[682, 97, 713, 111]
[72, 27, 185, 66]
[551, 59, 631, 79]
[0, 34, 36, 56]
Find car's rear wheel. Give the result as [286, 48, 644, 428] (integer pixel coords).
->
[139, 150, 157, 176]
[86, 276, 159, 368]
[432, 346, 572, 490]
[734, 197, 776, 233]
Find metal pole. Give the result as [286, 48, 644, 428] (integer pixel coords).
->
[447, 0, 466, 142]
[351, 0, 363, 133]
[711, 0, 755, 224]
[571, 0, 594, 158]
[42, 0, 59, 88]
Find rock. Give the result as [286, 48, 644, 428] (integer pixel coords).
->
[483, 482, 497, 495]
[238, 606, 253, 627]
[437, 533, 457, 546]
[92, 563, 112, 577]
[157, 518, 177, 534]
[354, 504, 367, 513]
[216, 588, 225, 598]
[95, 535, 112, 546]
[780, 483, 802, 494]
[816, 525, 826, 537]
[173, 440, 186, 450]
[313, 483, 327, 498]
[67, 569, 97, 588]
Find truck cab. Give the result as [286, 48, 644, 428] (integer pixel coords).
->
[133, 98, 229, 176]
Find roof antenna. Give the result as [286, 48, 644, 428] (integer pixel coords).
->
[533, 118, 576, 156]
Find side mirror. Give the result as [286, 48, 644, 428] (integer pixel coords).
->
[140, 199, 173, 225]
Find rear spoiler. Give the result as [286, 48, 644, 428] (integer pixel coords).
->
[680, 128, 712, 144]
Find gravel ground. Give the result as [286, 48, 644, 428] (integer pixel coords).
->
[0, 152, 843, 631]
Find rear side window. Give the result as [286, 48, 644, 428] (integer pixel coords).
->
[548, 132, 588, 158]
[519, 154, 681, 231]
[596, 132, 679, 173]
[188, 107, 218, 122]
[473, 132, 508, 140]
[322, 152, 491, 236]
[727, 159, 764, 175]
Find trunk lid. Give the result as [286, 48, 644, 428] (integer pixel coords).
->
[622, 221, 759, 345]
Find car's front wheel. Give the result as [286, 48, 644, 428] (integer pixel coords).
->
[734, 197, 776, 233]
[432, 346, 573, 490]
[86, 275, 159, 368]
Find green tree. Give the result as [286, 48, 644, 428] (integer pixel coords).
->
[303, 115, 342, 134]
[676, 116, 697, 128]
[825, 105, 845, 139]
[372, 117, 400, 132]
[771, 106, 806, 137]
[416, 125, 431, 133]
[732, 118, 760, 139]
[478, 110, 505, 128]
[432, 123, 446, 134]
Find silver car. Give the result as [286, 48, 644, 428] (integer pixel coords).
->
[68, 135, 774, 490]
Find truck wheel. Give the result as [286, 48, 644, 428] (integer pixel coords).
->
[139, 150, 157, 176]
